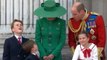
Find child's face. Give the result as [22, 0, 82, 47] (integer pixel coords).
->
[78, 34, 89, 46]
[31, 44, 38, 52]
[12, 22, 23, 34]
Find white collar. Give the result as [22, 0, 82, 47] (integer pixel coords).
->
[14, 35, 22, 40]
[80, 43, 95, 50]
[31, 51, 39, 57]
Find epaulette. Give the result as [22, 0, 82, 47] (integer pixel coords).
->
[91, 12, 100, 16]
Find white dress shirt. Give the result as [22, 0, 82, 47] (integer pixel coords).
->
[15, 35, 22, 43]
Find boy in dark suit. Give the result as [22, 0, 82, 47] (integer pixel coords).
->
[3, 19, 29, 60]
[22, 40, 40, 60]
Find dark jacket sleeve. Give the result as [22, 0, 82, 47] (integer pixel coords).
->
[3, 39, 10, 60]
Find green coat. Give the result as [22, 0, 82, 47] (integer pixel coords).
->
[35, 18, 66, 60]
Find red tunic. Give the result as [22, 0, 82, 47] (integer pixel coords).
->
[68, 12, 106, 49]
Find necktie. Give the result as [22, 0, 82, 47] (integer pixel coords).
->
[83, 49, 92, 58]
[35, 55, 39, 60]
[18, 37, 21, 44]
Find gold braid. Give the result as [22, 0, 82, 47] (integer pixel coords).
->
[68, 20, 86, 33]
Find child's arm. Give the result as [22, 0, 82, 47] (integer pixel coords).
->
[72, 45, 80, 60]
[92, 45, 98, 60]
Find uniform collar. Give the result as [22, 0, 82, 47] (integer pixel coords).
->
[82, 9, 89, 20]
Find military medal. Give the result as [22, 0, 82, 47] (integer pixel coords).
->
[90, 29, 96, 40]
[91, 35, 96, 40]
[90, 29, 94, 34]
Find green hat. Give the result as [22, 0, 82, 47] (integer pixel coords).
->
[34, 0, 67, 17]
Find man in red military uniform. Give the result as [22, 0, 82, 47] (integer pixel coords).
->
[68, 2, 106, 60]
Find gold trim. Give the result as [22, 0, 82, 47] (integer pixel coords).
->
[68, 20, 86, 33]
[91, 12, 99, 15]
[82, 9, 89, 20]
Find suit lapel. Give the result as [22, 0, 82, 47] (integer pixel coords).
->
[12, 36, 21, 47]
[22, 37, 28, 44]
